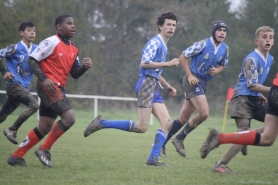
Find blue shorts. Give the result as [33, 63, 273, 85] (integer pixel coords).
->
[135, 76, 163, 108]
[182, 73, 207, 100]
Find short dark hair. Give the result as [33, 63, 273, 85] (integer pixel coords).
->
[18, 21, 35, 32]
[157, 12, 178, 32]
[55, 15, 72, 29]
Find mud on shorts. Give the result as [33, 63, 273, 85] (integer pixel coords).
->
[135, 76, 163, 108]
[36, 80, 72, 119]
[266, 85, 278, 116]
[230, 95, 266, 128]
[6, 84, 37, 106]
[182, 73, 207, 100]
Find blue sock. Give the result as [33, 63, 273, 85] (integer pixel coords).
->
[100, 120, 134, 131]
[147, 129, 166, 162]
[176, 122, 194, 141]
[162, 118, 184, 147]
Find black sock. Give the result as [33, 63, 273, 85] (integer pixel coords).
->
[163, 118, 183, 147]
[176, 122, 194, 141]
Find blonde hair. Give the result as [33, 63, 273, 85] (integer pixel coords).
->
[255, 26, 274, 38]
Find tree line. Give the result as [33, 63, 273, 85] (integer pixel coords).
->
[0, 0, 277, 113]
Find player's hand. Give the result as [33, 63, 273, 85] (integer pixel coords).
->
[42, 78, 56, 93]
[82, 57, 92, 69]
[166, 86, 176, 96]
[207, 66, 218, 76]
[188, 75, 199, 86]
[168, 58, 180, 67]
[260, 94, 267, 105]
[4, 72, 14, 82]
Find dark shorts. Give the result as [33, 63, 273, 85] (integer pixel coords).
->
[266, 85, 278, 116]
[6, 84, 37, 106]
[230, 95, 266, 121]
[182, 74, 207, 100]
[36, 80, 72, 119]
[135, 76, 163, 108]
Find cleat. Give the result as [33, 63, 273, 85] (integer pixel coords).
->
[212, 163, 233, 174]
[7, 155, 27, 166]
[159, 146, 166, 157]
[241, 145, 247, 156]
[172, 136, 186, 157]
[200, 128, 220, 159]
[3, 128, 18, 144]
[145, 157, 168, 167]
[84, 115, 104, 137]
[35, 147, 52, 167]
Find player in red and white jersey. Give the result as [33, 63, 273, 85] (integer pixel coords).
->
[7, 15, 92, 167]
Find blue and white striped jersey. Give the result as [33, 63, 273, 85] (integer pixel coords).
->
[139, 34, 168, 79]
[233, 49, 274, 97]
[0, 41, 37, 89]
[183, 37, 229, 81]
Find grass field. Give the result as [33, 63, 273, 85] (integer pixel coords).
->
[0, 107, 277, 185]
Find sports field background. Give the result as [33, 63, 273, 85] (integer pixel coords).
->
[0, 106, 277, 185]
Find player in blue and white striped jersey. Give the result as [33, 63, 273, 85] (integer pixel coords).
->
[0, 22, 39, 146]
[161, 21, 229, 157]
[84, 12, 180, 166]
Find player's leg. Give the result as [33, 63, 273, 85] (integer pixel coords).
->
[4, 87, 39, 144]
[7, 105, 56, 167]
[161, 99, 195, 155]
[146, 102, 171, 166]
[172, 95, 209, 157]
[201, 86, 278, 158]
[1, 99, 20, 144]
[84, 76, 155, 137]
[213, 118, 250, 173]
[0, 99, 19, 124]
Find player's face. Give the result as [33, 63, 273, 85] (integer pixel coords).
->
[20, 26, 36, 44]
[215, 28, 227, 43]
[159, 19, 177, 38]
[58, 17, 75, 38]
[255, 31, 274, 52]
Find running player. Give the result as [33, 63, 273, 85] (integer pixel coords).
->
[161, 21, 229, 157]
[7, 15, 92, 167]
[84, 12, 180, 166]
[0, 22, 38, 145]
[209, 26, 274, 173]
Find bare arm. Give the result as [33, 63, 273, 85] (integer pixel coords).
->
[180, 53, 200, 86]
[249, 84, 271, 94]
[207, 65, 225, 76]
[158, 75, 176, 96]
[140, 58, 180, 69]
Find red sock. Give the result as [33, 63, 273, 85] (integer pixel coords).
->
[40, 121, 65, 150]
[12, 129, 40, 158]
[219, 130, 257, 145]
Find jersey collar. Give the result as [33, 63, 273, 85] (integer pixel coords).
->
[20, 40, 33, 55]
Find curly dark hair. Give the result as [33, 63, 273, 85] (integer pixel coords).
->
[157, 12, 178, 32]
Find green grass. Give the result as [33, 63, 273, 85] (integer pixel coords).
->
[0, 107, 278, 185]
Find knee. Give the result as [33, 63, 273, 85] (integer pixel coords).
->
[134, 122, 148, 133]
[200, 111, 209, 120]
[263, 136, 275, 146]
[30, 102, 39, 111]
[65, 115, 76, 126]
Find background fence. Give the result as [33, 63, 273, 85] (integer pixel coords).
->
[0, 90, 154, 125]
